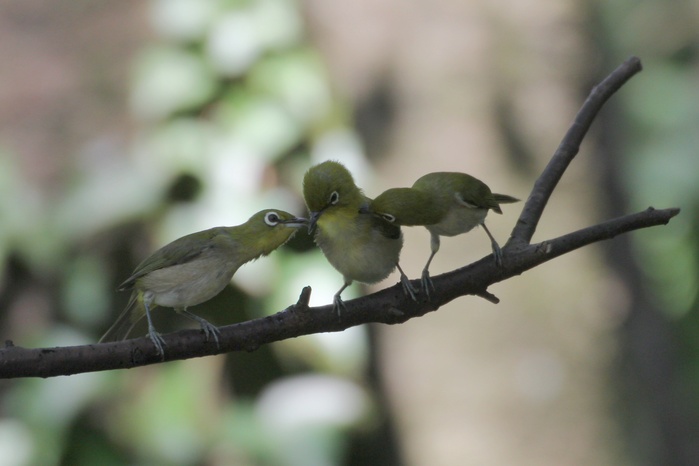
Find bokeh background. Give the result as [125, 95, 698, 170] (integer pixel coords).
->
[0, 1, 697, 465]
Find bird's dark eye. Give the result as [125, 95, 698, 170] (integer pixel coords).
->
[381, 213, 396, 223]
[265, 212, 280, 226]
[329, 191, 340, 205]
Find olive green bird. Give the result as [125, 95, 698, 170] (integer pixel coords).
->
[369, 172, 518, 296]
[99, 209, 306, 358]
[303, 160, 415, 315]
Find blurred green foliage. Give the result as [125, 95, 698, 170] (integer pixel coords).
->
[594, 0, 699, 462]
[596, 0, 699, 317]
[0, 1, 384, 465]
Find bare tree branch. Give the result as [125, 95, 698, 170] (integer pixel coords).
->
[510, 56, 643, 246]
[0, 56, 679, 379]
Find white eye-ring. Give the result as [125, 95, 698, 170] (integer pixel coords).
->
[381, 213, 396, 223]
[264, 211, 281, 226]
[329, 191, 340, 205]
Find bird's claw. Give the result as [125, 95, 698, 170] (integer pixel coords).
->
[180, 309, 221, 350]
[200, 321, 221, 349]
[421, 270, 435, 300]
[492, 243, 503, 267]
[147, 328, 167, 360]
[400, 275, 418, 301]
[333, 295, 348, 319]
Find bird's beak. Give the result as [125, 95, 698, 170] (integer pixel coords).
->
[283, 217, 309, 229]
[308, 210, 321, 234]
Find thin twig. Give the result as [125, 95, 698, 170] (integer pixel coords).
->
[509, 56, 643, 246]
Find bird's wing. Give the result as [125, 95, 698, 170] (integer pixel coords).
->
[118, 228, 224, 290]
[454, 180, 495, 210]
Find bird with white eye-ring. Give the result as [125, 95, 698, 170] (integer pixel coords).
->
[303, 160, 416, 316]
[367, 172, 519, 298]
[99, 209, 307, 358]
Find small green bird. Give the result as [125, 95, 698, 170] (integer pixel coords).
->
[303, 160, 415, 315]
[99, 209, 307, 357]
[369, 172, 518, 295]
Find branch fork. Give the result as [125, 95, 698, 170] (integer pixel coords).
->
[0, 57, 681, 378]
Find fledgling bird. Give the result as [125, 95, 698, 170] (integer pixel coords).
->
[302, 160, 415, 315]
[369, 172, 518, 295]
[99, 209, 307, 358]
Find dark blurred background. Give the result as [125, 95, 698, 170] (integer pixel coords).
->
[0, 1, 696, 465]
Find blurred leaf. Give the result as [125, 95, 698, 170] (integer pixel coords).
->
[251, 0, 303, 50]
[114, 360, 223, 464]
[150, 0, 219, 42]
[249, 51, 333, 125]
[0, 149, 46, 276]
[0, 420, 33, 466]
[4, 346, 105, 466]
[131, 46, 218, 120]
[625, 63, 699, 132]
[61, 255, 111, 326]
[205, 0, 302, 77]
[142, 117, 215, 173]
[214, 89, 302, 160]
[253, 374, 371, 466]
[206, 10, 264, 77]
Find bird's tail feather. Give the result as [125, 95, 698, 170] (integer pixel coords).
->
[98, 292, 145, 343]
[491, 193, 520, 214]
[493, 193, 519, 204]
